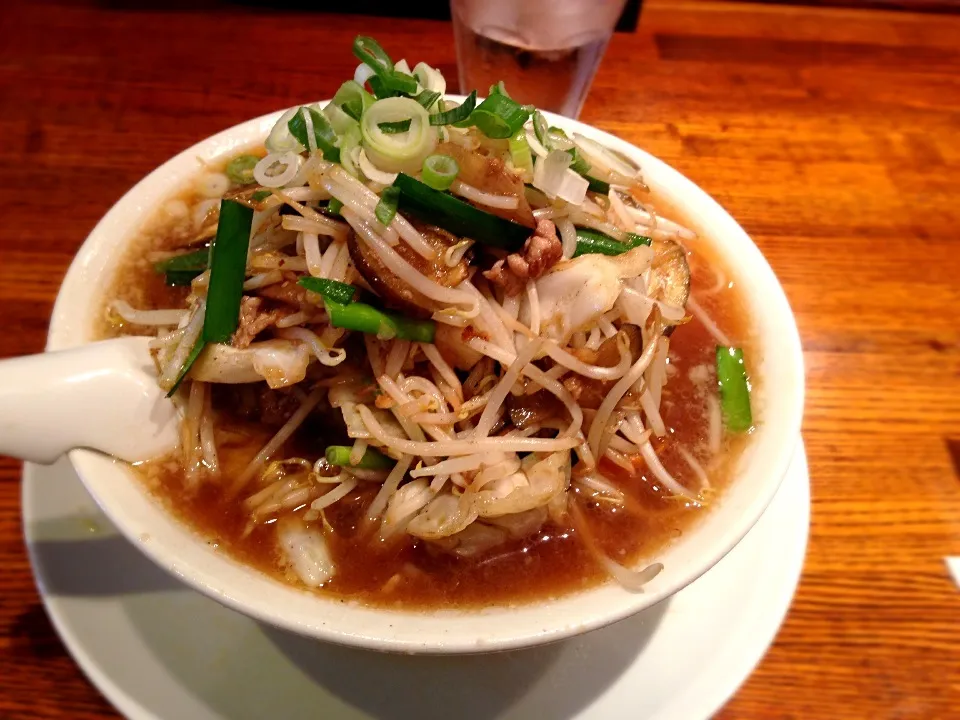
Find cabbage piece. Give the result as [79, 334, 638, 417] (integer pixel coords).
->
[276, 516, 335, 587]
[484, 506, 548, 538]
[378, 478, 434, 541]
[474, 452, 569, 518]
[329, 384, 406, 440]
[189, 340, 311, 388]
[521, 246, 652, 344]
[406, 492, 478, 540]
[428, 522, 506, 558]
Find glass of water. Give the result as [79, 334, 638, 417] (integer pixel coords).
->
[450, 0, 629, 118]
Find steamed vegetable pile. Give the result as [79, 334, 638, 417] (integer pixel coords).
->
[126, 35, 754, 594]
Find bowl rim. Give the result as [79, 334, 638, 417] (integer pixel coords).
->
[49, 102, 805, 654]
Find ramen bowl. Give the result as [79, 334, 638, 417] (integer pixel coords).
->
[46, 104, 804, 654]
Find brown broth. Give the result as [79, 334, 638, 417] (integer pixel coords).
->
[101, 169, 758, 609]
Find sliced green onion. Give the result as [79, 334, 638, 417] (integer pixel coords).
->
[413, 62, 446, 96]
[265, 107, 303, 154]
[339, 123, 363, 177]
[429, 91, 477, 126]
[251, 189, 272, 202]
[325, 298, 436, 343]
[225, 155, 259, 185]
[375, 186, 401, 226]
[572, 227, 651, 258]
[327, 198, 344, 216]
[459, 93, 531, 139]
[393, 173, 529, 251]
[421, 154, 459, 191]
[361, 97, 436, 173]
[325, 445, 395, 470]
[413, 89, 442, 110]
[585, 175, 610, 194]
[352, 36, 393, 75]
[533, 110, 551, 150]
[297, 277, 358, 305]
[378, 119, 412, 134]
[566, 147, 592, 175]
[488, 80, 510, 97]
[381, 71, 418, 95]
[332, 80, 374, 122]
[716, 347, 753, 432]
[203, 200, 254, 343]
[287, 106, 340, 162]
[367, 75, 399, 100]
[509, 128, 534, 174]
[323, 103, 359, 136]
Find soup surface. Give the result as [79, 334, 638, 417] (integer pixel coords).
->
[99, 152, 757, 608]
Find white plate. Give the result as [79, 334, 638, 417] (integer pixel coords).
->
[23, 443, 808, 720]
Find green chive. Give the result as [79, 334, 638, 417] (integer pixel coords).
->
[393, 173, 529, 251]
[327, 198, 344, 216]
[154, 248, 209, 275]
[325, 299, 436, 343]
[164, 270, 203, 286]
[297, 277, 358, 305]
[202, 199, 254, 344]
[429, 91, 477, 126]
[251, 189, 272, 202]
[585, 175, 611, 194]
[287, 106, 341, 162]
[421, 154, 459, 191]
[375, 186, 401, 226]
[225, 155, 259, 185]
[325, 445, 395, 470]
[166, 337, 207, 397]
[378, 119, 412, 134]
[565, 147, 592, 175]
[572, 227, 651, 258]
[156, 249, 209, 286]
[716, 347, 753, 432]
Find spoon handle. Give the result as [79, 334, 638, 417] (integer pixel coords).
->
[0, 338, 179, 464]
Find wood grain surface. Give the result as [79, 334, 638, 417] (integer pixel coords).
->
[1, 0, 959, 717]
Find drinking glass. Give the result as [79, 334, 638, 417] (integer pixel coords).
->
[450, 0, 629, 118]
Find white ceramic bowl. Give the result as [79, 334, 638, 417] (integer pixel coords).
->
[48, 104, 804, 654]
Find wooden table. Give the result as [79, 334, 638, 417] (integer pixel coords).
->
[1, 0, 959, 716]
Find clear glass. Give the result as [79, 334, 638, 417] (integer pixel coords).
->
[450, 0, 629, 118]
